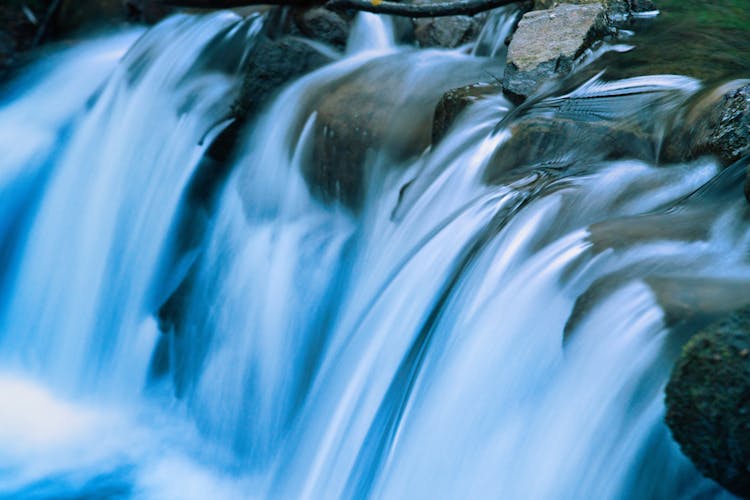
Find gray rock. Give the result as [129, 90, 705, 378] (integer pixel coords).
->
[534, 0, 655, 16]
[503, 2, 607, 102]
[233, 36, 333, 119]
[661, 82, 750, 191]
[293, 7, 350, 50]
[414, 15, 483, 48]
[534, 0, 602, 10]
[707, 84, 750, 165]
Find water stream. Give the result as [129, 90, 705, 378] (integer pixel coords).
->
[0, 5, 747, 499]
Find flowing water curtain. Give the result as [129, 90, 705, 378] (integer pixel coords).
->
[0, 7, 748, 500]
[0, 13, 263, 396]
[168, 26, 491, 468]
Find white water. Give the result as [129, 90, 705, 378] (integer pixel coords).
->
[0, 8, 746, 500]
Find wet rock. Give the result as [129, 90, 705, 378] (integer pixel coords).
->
[628, 0, 656, 13]
[124, 0, 175, 24]
[0, 1, 52, 78]
[534, 0, 602, 10]
[649, 277, 750, 330]
[433, 82, 500, 143]
[410, 0, 488, 49]
[306, 54, 494, 209]
[663, 82, 750, 168]
[563, 231, 742, 342]
[56, 0, 130, 33]
[413, 15, 483, 48]
[308, 60, 439, 208]
[503, 2, 607, 102]
[697, 84, 750, 165]
[483, 116, 653, 183]
[665, 306, 750, 498]
[534, 0, 655, 16]
[233, 36, 333, 119]
[292, 7, 350, 50]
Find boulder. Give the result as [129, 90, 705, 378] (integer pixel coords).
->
[696, 84, 750, 166]
[304, 54, 495, 209]
[124, 0, 175, 23]
[534, 0, 602, 10]
[503, 2, 607, 102]
[233, 36, 333, 119]
[483, 116, 653, 183]
[432, 82, 500, 143]
[662, 82, 750, 168]
[413, 15, 483, 49]
[534, 0, 655, 17]
[0, 5, 32, 79]
[55, 0, 129, 33]
[665, 306, 750, 498]
[292, 7, 350, 50]
[411, 0, 488, 49]
[660, 82, 750, 203]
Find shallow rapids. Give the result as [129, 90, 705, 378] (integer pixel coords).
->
[0, 7, 747, 500]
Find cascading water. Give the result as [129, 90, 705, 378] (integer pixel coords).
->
[0, 5, 747, 499]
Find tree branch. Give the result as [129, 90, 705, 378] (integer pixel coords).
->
[328, 0, 518, 17]
[163, 0, 520, 18]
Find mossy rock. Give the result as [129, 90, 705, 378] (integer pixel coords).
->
[665, 307, 750, 498]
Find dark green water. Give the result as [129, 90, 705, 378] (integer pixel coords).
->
[598, 0, 750, 82]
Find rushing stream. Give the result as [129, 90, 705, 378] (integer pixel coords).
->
[0, 5, 748, 499]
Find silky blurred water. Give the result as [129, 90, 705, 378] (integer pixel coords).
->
[0, 6, 747, 500]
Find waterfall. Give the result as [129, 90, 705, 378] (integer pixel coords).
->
[0, 7, 746, 500]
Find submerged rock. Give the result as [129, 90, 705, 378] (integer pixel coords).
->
[649, 278, 750, 330]
[432, 82, 500, 143]
[503, 2, 607, 102]
[307, 55, 493, 208]
[484, 116, 653, 182]
[666, 307, 750, 498]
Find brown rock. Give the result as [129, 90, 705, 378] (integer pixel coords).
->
[432, 82, 500, 144]
[304, 54, 494, 209]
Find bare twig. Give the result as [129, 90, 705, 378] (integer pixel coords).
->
[162, 0, 520, 18]
[327, 0, 518, 17]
